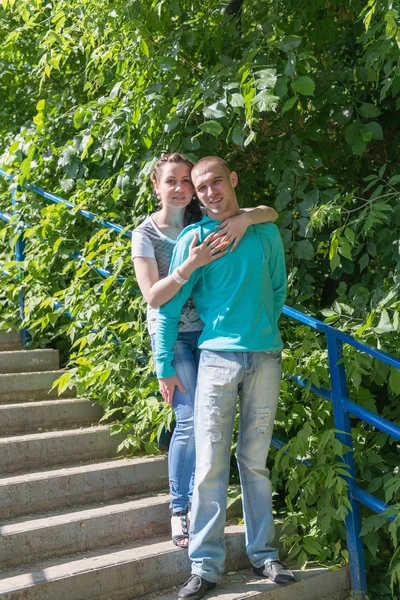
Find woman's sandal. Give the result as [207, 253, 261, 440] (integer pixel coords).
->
[171, 510, 190, 548]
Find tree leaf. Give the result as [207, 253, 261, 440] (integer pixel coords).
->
[303, 537, 322, 555]
[199, 120, 223, 137]
[358, 103, 381, 118]
[244, 130, 255, 147]
[364, 122, 383, 140]
[344, 228, 355, 244]
[73, 107, 87, 130]
[203, 102, 226, 119]
[389, 367, 400, 394]
[282, 97, 297, 113]
[294, 240, 314, 260]
[275, 75, 288, 99]
[231, 126, 244, 146]
[275, 189, 291, 210]
[352, 135, 366, 156]
[139, 38, 149, 57]
[229, 93, 244, 107]
[284, 52, 296, 78]
[345, 121, 361, 146]
[254, 68, 277, 89]
[291, 76, 315, 96]
[164, 116, 180, 132]
[374, 309, 393, 333]
[251, 90, 279, 112]
[281, 35, 302, 52]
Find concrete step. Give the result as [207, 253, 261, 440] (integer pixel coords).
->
[0, 426, 125, 475]
[0, 370, 74, 403]
[142, 567, 349, 600]
[0, 455, 169, 519]
[0, 494, 170, 568]
[0, 398, 104, 435]
[0, 331, 21, 352]
[0, 527, 247, 599]
[0, 349, 59, 374]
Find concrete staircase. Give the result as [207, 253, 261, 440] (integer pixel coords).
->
[0, 330, 350, 600]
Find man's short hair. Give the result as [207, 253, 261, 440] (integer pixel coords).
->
[192, 156, 231, 178]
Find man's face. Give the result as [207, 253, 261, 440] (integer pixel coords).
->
[192, 163, 238, 219]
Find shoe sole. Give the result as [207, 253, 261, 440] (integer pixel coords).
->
[178, 583, 216, 599]
[253, 569, 294, 585]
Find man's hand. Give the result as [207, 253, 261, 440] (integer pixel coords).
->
[158, 375, 186, 406]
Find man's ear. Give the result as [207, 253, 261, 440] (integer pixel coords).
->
[230, 171, 238, 188]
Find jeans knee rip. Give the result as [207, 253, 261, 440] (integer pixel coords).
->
[208, 406, 222, 443]
[256, 408, 271, 434]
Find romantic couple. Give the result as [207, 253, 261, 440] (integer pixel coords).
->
[131, 153, 294, 599]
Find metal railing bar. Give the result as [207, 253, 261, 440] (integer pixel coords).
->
[1, 216, 128, 287]
[11, 186, 29, 346]
[52, 299, 122, 346]
[271, 433, 313, 465]
[24, 183, 132, 238]
[342, 398, 400, 441]
[287, 374, 332, 402]
[70, 252, 127, 285]
[283, 306, 400, 370]
[0, 168, 12, 181]
[326, 333, 367, 595]
[0, 210, 13, 224]
[52, 299, 146, 365]
[0, 169, 132, 238]
[290, 375, 400, 440]
[353, 486, 396, 522]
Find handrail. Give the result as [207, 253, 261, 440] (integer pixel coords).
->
[283, 305, 400, 369]
[291, 375, 400, 441]
[1, 169, 132, 238]
[0, 210, 13, 224]
[1, 170, 399, 600]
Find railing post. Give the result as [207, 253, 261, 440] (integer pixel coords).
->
[11, 185, 29, 347]
[327, 333, 368, 598]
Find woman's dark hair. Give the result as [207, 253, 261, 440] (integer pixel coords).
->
[150, 153, 203, 226]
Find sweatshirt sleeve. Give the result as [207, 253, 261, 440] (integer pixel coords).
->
[269, 225, 287, 319]
[154, 230, 200, 379]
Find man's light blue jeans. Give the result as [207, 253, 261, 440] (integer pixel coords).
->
[151, 330, 201, 514]
[189, 349, 282, 582]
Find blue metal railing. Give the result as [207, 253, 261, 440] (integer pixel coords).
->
[1, 170, 399, 599]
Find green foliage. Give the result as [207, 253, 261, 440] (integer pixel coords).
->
[1, 0, 399, 597]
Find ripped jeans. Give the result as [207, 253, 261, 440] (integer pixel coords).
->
[189, 350, 282, 582]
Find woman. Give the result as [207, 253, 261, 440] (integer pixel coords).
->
[131, 153, 278, 548]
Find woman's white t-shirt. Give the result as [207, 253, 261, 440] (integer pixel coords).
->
[131, 215, 203, 336]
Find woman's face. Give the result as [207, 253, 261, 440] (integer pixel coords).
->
[154, 163, 194, 209]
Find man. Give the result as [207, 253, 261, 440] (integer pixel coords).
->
[154, 156, 294, 599]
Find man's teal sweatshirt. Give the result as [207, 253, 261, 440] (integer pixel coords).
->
[154, 214, 287, 379]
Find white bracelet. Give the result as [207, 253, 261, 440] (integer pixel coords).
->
[171, 268, 189, 286]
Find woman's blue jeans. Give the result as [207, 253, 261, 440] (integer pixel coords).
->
[151, 330, 201, 515]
